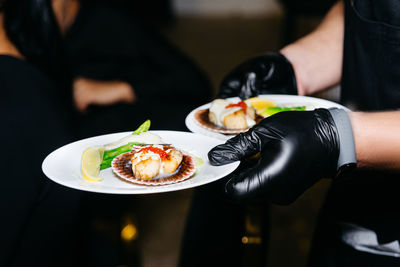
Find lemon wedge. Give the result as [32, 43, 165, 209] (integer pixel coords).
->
[81, 146, 105, 182]
[245, 97, 276, 113]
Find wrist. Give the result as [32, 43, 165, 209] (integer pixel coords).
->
[115, 81, 135, 103]
[328, 108, 357, 174]
[91, 80, 135, 104]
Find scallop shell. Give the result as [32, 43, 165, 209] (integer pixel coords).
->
[111, 148, 196, 186]
[194, 109, 263, 135]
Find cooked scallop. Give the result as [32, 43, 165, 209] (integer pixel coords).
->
[162, 149, 183, 174]
[223, 110, 248, 129]
[131, 157, 161, 180]
[208, 99, 256, 129]
[246, 105, 256, 121]
[208, 99, 230, 127]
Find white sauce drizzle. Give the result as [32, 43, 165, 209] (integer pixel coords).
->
[104, 132, 163, 150]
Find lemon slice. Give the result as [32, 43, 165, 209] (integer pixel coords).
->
[245, 97, 276, 113]
[81, 146, 105, 182]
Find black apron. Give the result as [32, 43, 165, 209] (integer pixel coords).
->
[308, 1, 400, 266]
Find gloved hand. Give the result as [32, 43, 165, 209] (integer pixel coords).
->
[208, 108, 356, 204]
[218, 52, 298, 100]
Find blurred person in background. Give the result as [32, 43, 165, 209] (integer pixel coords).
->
[65, 0, 212, 138]
[61, 0, 212, 265]
[1, 0, 212, 266]
[0, 0, 81, 265]
[202, 0, 400, 267]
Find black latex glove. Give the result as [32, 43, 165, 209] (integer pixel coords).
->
[208, 109, 340, 205]
[218, 52, 297, 100]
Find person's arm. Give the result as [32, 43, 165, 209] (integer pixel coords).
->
[280, 0, 344, 96]
[73, 77, 136, 112]
[216, 1, 344, 99]
[350, 111, 400, 169]
[0, 14, 22, 59]
[208, 108, 400, 204]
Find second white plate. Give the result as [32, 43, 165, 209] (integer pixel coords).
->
[185, 94, 349, 141]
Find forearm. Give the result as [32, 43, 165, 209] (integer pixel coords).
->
[73, 78, 135, 112]
[280, 0, 344, 96]
[94, 80, 135, 104]
[350, 110, 400, 169]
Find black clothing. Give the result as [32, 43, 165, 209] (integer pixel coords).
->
[342, 0, 400, 110]
[354, 0, 400, 27]
[179, 160, 270, 267]
[308, 0, 400, 266]
[0, 55, 81, 266]
[179, 179, 247, 267]
[65, 1, 212, 138]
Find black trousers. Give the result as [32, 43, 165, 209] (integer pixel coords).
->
[308, 170, 400, 267]
[0, 179, 81, 266]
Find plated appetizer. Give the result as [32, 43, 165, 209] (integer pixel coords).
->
[80, 120, 199, 186]
[194, 97, 305, 134]
[194, 98, 262, 134]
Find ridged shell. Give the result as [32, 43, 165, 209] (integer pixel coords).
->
[111, 148, 196, 186]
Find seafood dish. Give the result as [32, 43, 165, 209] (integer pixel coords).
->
[194, 97, 306, 134]
[80, 120, 198, 186]
[112, 144, 196, 186]
[194, 98, 263, 134]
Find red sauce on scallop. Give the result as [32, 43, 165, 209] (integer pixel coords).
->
[138, 147, 169, 160]
[225, 101, 247, 114]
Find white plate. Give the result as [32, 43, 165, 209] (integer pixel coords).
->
[185, 94, 349, 141]
[42, 131, 239, 194]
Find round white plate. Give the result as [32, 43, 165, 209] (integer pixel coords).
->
[185, 94, 349, 141]
[42, 131, 239, 194]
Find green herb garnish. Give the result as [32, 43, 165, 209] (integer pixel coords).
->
[132, 120, 151, 135]
[100, 120, 151, 170]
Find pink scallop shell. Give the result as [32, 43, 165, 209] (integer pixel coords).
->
[111, 149, 196, 186]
